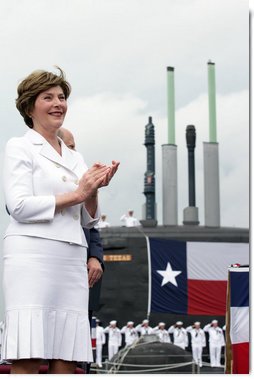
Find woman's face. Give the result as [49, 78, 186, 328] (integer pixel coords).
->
[31, 85, 67, 132]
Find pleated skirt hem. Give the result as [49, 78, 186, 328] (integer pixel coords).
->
[1, 307, 93, 362]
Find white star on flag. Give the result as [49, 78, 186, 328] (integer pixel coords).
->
[157, 262, 182, 287]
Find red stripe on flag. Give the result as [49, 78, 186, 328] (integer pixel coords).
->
[232, 342, 249, 374]
[187, 279, 227, 315]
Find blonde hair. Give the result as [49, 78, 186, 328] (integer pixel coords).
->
[16, 66, 71, 128]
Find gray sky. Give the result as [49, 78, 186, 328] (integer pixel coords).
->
[0, 0, 249, 318]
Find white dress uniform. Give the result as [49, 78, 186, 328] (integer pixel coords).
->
[121, 326, 138, 346]
[96, 326, 105, 367]
[168, 326, 188, 350]
[153, 327, 171, 343]
[186, 326, 206, 367]
[120, 214, 141, 227]
[1, 129, 99, 362]
[104, 326, 122, 360]
[203, 324, 225, 367]
[135, 324, 153, 336]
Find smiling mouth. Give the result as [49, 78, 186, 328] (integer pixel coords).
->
[49, 112, 63, 116]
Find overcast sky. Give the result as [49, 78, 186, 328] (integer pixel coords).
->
[0, 0, 249, 318]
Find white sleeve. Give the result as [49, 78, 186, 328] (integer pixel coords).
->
[168, 326, 175, 334]
[4, 138, 55, 223]
[103, 327, 109, 333]
[118, 331, 122, 346]
[186, 326, 192, 333]
[201, 331, 206, 347]
[134, 218, 141, 226]
[120, 214, 127, 221]
[81, 204, 100, 228]
[203, 324, 211, 332]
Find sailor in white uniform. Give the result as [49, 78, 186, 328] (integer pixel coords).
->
[186, 322, 206, 367]
[120, 210, 141, 227]
[153, 322, 171, 343]
[135, 319, 153, 336]
[121, 321, 138, 346]
[103, 320, 122, 360]
[203, 320, 225, 367]
[95, 319, 105, 368]
[168, 321, 188, 350]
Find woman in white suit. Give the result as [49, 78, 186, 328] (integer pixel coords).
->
[1, 67, 119, 374]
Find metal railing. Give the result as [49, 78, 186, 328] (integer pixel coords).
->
[91, 360, 195, 374]
[90, 336, 225, 374]
[91, 360, 225, 374]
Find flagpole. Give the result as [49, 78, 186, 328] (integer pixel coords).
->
[145, 235, 152, 320]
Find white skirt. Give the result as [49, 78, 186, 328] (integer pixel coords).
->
[1, 235, 93, 362]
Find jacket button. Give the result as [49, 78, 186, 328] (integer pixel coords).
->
[73, 214, 79, 220]
[62, 176, 67, 182]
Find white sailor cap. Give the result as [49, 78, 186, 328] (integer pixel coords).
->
[159, 322, 165, 327]
[142, 319, 149, 324]
[176, 321, 183, 326]
[96, 319, 100, 323]
[194, 322, 200, 326]
[127, 321, 134, 325]
[211, 320, 218, 324]
[110, 320, 117, 325]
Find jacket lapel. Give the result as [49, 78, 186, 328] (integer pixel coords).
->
[60, 140, 79, 171]
[24, 129, 78, 173]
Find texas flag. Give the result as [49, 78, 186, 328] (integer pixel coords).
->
[226, 267, 249, 374]
[146, 238, 249, 315]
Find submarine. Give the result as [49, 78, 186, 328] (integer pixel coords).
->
[95, 61, 249, 333]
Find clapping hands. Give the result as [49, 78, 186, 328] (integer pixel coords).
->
[99, 160, 120, 187]
[76, 160, 120, 202]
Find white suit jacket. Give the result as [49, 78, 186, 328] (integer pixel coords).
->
[3, 129, 99, 246]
